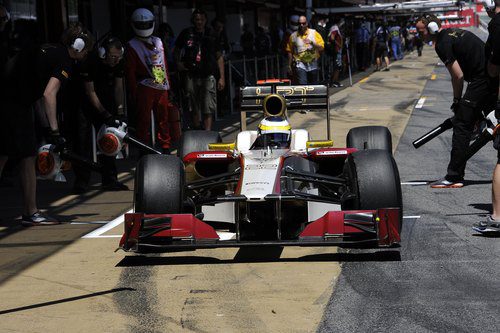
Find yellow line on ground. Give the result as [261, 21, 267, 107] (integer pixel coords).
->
[359, 77, 369, 83]
[431, 74, 437, 80]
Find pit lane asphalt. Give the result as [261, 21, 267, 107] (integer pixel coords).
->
[318, 39, 500, 332]
[0, 44, 485, 332]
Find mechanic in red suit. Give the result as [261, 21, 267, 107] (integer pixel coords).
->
[125, 8, 171, 154]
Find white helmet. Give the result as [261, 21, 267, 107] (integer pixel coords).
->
[131, 8, 155, 38]
[289, 15, 299, 31]
[255, 116, 291, 149]
[482, 0, 496, 12]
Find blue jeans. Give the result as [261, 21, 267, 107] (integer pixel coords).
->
[391, 39, 403, 60]
[295, 68, 319, 85]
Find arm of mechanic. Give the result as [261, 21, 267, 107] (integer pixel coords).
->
[446, 60, 464, 100]
[114, 77, 125, 116]
[43, 77, 61, 131]
[84, 81, 111, 118]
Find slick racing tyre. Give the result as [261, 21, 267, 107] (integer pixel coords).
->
[177, 130, 222, 159]
[343, 149, 402, 231]
[134, 155, 184, 214]
[346, 126, 392, 154]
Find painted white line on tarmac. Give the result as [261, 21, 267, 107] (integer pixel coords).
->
[415, 97, 426, 109]
[81, 209, 132, 239]
[401, 182, 428, 185]
[71, 221, 108, 225]
[403, 215, 421, 219]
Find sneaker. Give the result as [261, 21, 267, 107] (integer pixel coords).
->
[473, 215, 500, 233]
[102, 181, 129, 191]
[331, 81, 343, 88]
[383, 67, 390, 72]
[429, 179, 464, 188]
[21, 211, 60, 226]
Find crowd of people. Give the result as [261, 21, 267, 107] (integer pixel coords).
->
[0, 4, 429, 226]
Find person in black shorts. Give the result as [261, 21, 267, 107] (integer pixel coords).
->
[373, 23, 390, 71]
[417, 15, 495, 188]
[0, 22, 93, 225]
[76, 36, 129, 192]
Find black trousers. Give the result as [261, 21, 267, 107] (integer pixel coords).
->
[69, 108, 118, 188]
[447, 77, 495, 181]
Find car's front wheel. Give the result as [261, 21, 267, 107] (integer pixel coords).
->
[134, 154, 184, 214]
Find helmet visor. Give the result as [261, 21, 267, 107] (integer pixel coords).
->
[133, 20, 154, 30]
[252, 133, 290, 149]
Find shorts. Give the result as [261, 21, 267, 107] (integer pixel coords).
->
[183, 75, 217, 118]
[0, 101, 37, 158]
[375, 42, 388, 58]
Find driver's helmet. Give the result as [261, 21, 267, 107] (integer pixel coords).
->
[131, 8, 155, 38]
[256, 116, 291, 149]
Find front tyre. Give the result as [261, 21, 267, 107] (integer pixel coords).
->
[343, 149, 402, 231]
[134, 155, 184, 214]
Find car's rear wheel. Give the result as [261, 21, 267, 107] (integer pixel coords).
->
[343, 149, 402, 231]
[177, 130, 222, 159]
[134, 155, 184, 214]
[346, 126, 392, 154]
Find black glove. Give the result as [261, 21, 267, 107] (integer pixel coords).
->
[46, 129, 66, 152]
[104, 114, 123, 128]
[450, 98, 460, 113]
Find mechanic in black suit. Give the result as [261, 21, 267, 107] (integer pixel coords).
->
[73, 36, 129, 193]
[0, 22, 93, 225]
[416, 15, 495, 188]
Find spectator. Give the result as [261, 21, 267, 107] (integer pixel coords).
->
[355, 22, 370, 71]
[211, 17, 230, 58]
[157, 23, 176, 72]
[240, 24, 254, 58]
[407, 23, 417, 52]
[74, 37, 129, 192]
[174, 8, 225, 131]
[373, 23, 390, 71]
[389, 21, 403, 60]
[211, 17, 230, 118]
[328, 17, 344, 87]
[0, 22, 93, 225]
[255, 26, 271, 57]
[286, 15, 324, 84]
[280, 15, 299, 78]
[126, 8, 171, 153]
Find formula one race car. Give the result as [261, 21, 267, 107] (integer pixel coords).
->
[120, 84, 402, 253]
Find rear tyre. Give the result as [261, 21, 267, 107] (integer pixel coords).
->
[177, 130, 221, 159]
[346, 126, 392, 153]
[343, 149, 402, 231]
[134, 155, 184, 214]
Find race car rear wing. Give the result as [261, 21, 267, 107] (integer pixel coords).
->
[240, 84, 331, 140]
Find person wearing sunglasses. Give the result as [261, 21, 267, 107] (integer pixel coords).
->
[285, 15, 324, 84]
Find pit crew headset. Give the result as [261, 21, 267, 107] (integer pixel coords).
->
[70, 30, 92, 53]
[423, 14, 441, 35]
[482, 0, 497, 13]
[98, 37, 125, 59]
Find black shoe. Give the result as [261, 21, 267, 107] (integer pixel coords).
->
[162, 147, 172, 155]
[330, 81, 343, 88]
[102, 181, 129, 191]
[22, 211, 60, 226]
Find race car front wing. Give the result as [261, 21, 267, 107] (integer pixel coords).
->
[119, 208, 400, 252]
